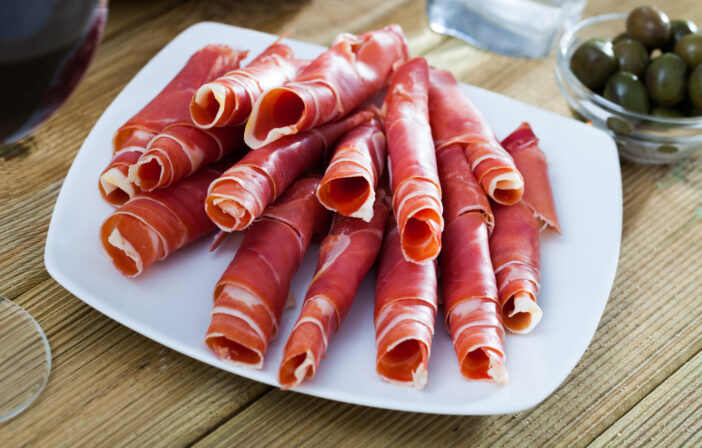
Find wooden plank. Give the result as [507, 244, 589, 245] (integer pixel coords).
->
[1, 278, 270, 447]
[102, 0, 188, 40]
[589, 352, 702, 448]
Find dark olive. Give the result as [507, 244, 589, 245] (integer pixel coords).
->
[603, 72, 650, 113]
[613, 38, 649, 77]
[689, 65, 702, 110]
[651, 106, 686, 118]
[570, 38, 617, 90]
[665, 19, 698, 51]
[674, 33, 702, 69]
[613, 32, 631, 45]
[626, 6, 671, 49]
[645, 53, 687, 106]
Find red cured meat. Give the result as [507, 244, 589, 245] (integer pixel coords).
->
[501, 122, 561, 234]
[190, 40, 307, 129]
[98, 45, 246, 206]
[205, 109, 373, 232]
[205, 177, 331, 369]
[441, 214, 507, 383]
[384, 58, 443, 264]
[490, 201, 542, 334]
[374, 215, 438, 389]
[428, 67, 524, 206]
[100, 166, 225, 278]
[244, 26, 407, 149]
[436, 141, 506, 382]
[316, 116, 386, 222]
[437, 143, 493, 232]
[128, 123, 246, 192]
[279, 189, 389, 388]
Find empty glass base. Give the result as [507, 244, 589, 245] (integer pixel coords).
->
[0, 297, 51, 422]
[427, 0, 586, 59]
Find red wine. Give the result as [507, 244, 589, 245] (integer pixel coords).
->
[0, 1, 107, 143]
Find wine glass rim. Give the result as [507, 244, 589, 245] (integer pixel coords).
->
[0, 296, 52, 423]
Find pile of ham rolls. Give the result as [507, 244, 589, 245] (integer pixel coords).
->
[99, 25, 561, 390]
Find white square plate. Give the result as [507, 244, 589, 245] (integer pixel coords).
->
[45, 22, 622, 415]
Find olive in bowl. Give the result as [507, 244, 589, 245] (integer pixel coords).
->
[603, 72, 649, 113]
[674, 33, 702, 69]
[613, 38, 648, 77]
[645, 53, 687, 106]
[626, 6, 671, 49]
[569, 38, 617, 90]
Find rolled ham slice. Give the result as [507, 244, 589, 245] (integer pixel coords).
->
[316, 116, 386, 222]
[205, 109, 373, 232]
[244, 25, 407, 149]
[441, 214, 507, 383]
[489, 201, 542, 334]
[485, 122, 560, 334]
[128, 123, 245, 192]
[501, 122, 561, 234]
[428, 67, 524, 206]
[99, 45, 246, 205]
[190, 39, 307, 129]
[437, 143, 506, 383]
[279, 189, 389, 388]
[384, 58, 443, 264]
[374, 215, 438, 389]
[437, 143, 493, 232]
[205, 176, 331, 369]
[100, 165, 225, 278]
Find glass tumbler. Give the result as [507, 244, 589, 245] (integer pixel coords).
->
[427, 0, 587, 59]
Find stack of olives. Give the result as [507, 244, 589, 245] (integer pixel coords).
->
[570, 6, 702, 117]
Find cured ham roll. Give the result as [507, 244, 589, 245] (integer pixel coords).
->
[316, 116, 386, 222]
[438, 143, 493, 232]
[428, 67, 524, 206]
[501, 122, 561, 234]
[100, 165, 225, 278]
[99, 45, 246, 206]
[128, 123, 245, 192]
[244, 25, 407, 149]
[190, 40, 307, 129]
[437, 144, 506, 383]
[205, 176, 331, 369]
[374, 215, 438, 389]
[205, 109, 374, 232]
[489, 202, 542, 334]
[487, 123, 560, 334]
[279, 190, 389, 388]
[384, 58, 443, 264]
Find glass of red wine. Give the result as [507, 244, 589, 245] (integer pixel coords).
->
[0, 0, 108, 421]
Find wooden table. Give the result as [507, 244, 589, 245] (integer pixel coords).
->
[2, 0, 701, 446]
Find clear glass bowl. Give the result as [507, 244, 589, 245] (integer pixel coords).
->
[555, 13, 702, 164]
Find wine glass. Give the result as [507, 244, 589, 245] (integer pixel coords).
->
[0, 0, 108, 420]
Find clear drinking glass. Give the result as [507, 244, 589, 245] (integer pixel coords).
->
[427, 0, 587, 59]
[0, 298, 52, 422]
[0, 0, 107, 420]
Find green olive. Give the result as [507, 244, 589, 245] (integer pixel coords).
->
[613, 32, 631, 45]
[651, 106, 686, 118]
[603, 72, 649, 113]
[626, 6, 671, 49]
[674, 33, 702, 69]
[689, 65, 702, 110]
[665, 19, 698, 51]
[570, 38, 617, 90]
[645, 53, 687, 106]
[613, 38, 649, 77]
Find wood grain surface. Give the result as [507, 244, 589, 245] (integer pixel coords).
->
[1, 0, 701, 447]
